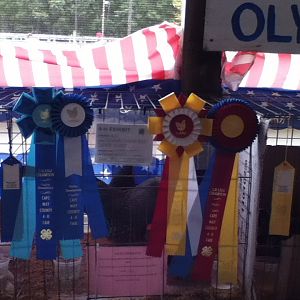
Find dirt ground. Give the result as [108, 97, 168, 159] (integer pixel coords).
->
[0, 243, 243, 300]
[0, 257, 243, 300]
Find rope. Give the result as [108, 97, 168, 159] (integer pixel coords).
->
[284, 115, 291, 162]
[6, 109, 13, 157]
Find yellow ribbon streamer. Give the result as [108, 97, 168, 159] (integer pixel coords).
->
[269, 161, 295, 236]
[218, 155, 239, 285]
[166, 153, 189, 255]
[167, 156, 181, 219]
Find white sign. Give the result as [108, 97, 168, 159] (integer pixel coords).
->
[204, 1, 300, 53]
[3, 164, 20, 190]
[95, 123, 153, 165]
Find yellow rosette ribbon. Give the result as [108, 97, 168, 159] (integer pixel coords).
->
[148, 93, 212, 255]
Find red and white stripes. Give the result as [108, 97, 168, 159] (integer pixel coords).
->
[2, 25, 298, 91]
[0, 22, 182, 88]
[224, 51, 300, 90]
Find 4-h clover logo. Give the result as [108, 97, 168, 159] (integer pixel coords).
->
[40, 229, 53, 240]
[201, 246, 213, 257]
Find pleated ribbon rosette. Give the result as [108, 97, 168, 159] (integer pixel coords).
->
[146, 93, 213, 256]
[10, 88, 108, 260]
[191, 98, 258, 281]
[147, 94, 259, 283]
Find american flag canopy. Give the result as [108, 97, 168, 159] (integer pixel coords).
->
[223, 51, 300, 91]
[0, 22, 182, 88]
[0, 21, 300, 92]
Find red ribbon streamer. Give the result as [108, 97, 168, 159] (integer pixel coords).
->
[146, 157, 170, 257]
[192, 151, 235, 281]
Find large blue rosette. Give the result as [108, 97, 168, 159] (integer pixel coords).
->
[11, 88, 57, 259]
[51, 93, 108, 240]
[10, 88, 82, 260]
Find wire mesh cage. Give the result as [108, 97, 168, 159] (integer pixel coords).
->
[0, 100, 258, 300]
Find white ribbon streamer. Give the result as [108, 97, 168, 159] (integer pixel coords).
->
[187, 157, 202, 256]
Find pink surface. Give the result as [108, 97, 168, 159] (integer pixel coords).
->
[88, 246, 166, 297]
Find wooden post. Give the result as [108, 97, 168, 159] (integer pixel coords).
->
[181, 0, 222, 99]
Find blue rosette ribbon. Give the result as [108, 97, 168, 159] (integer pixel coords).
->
[11, 88, 58, 259]
[51, 93, 108, 240]
[10, 88, 82, 260]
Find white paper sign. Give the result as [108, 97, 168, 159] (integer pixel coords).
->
[204, 0, 300, 53]
[95, 123, 153, 165]
[3, 164, 20, 190]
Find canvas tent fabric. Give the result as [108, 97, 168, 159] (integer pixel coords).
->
[0, 23, 300, 120]
[0, 22, 182, 88]
[0, 22, 298, 92]
[223, 51, 300, 91]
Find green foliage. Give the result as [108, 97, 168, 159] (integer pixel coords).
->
[0, 0, 180, 37]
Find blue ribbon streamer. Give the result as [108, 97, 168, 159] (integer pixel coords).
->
[0, 165, 2, 198]
[55, 135, 108, 241]
[60, 240, 83, 259]
[52, 135, 82, 258]
[82, 136, 108, 238]
[55, 135, 83, 240]
[35, 143, 58, 259]
[0, 156, 22, 242]
[10, 144, 36, 259]
[168, 151, 217, 278]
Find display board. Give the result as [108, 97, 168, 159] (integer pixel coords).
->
[204, 1, 300, 53]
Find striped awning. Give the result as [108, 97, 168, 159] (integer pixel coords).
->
[223, 52, 300, 91]
[0, 22, 182, 88]
[240, 53, 300, 90]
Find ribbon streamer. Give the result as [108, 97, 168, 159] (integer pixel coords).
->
[192, 151, 235, 281]
[187, 157, 202, 256]
[81, 136, 109, 238]
[35, 143, 58, 259]
[10, 145, 36, 259]
[56, 135, 84, 240]
[166, 153, 189, 255]
[146, 158, 169, 257]
[1, 156, 22, 242]
[269, 161, 295, 236]
[169, 150, 216, 278]
[218, 155, 239, 284]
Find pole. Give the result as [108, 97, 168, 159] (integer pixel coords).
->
[181, 0, 222, 99]
[74, 0, 78, 36]
[101, 0, 106, 36]
[127, 0, 133, 35]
